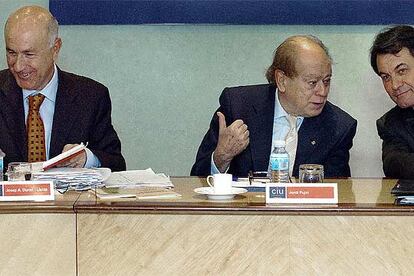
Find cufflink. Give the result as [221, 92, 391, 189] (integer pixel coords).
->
[311, 140, 316, 146]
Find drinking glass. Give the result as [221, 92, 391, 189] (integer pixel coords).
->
[7, 162, 32, 181]
[299, 164, 324, 183]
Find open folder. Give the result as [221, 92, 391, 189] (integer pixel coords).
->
[42, 143, 86, 170]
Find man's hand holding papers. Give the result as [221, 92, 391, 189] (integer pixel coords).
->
[56, 144, 87, 168]
[42, 143, 87, 170]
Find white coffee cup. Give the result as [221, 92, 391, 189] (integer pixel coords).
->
[206, 173, 233, 194]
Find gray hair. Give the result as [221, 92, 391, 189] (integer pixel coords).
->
[265, 35, 332, 84]
[47, 16, 59, 47]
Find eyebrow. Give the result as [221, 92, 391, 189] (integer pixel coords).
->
[21, 49, 35, 54]
[303, 73, 332, 79]
[5, 47, 36, 53]
[394, 63, 407, 70]
[379, 63, 408, 76]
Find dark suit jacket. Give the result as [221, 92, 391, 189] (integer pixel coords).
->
[377, 106, 414, 179]
[0, 68, 126, 171]
[191, 84, 357, 177]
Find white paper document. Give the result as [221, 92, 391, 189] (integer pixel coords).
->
[104, 168, 173, 188]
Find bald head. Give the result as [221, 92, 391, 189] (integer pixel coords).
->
[5, 5, 58, 48]
[4, 6, 62, 91]
[265, 35, 332, 84]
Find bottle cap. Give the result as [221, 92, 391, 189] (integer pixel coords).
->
[274, 140, 286, 147]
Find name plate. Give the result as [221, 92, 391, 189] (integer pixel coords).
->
[0, 181, 55, 201]
[266, 183, 338, 204]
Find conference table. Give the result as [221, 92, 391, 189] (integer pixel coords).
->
[1, 177, 413, 275]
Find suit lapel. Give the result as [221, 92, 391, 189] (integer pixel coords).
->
[0, 72, 27, 158]
[49, 70, 80, 157]
[247, 86, 275, 171]
[296, 116, 324, 163]
[295, 112, 330, 173]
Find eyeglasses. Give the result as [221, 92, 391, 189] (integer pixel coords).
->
[55, 181, 100, 194]
[248, 171, 270, 185]
[248, 170, 292, 183]
[55, 182, 69, 194]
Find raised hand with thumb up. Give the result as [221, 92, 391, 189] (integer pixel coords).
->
[213, 111, 250, 172]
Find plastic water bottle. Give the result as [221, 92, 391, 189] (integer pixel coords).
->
[269, 140, 290, 183]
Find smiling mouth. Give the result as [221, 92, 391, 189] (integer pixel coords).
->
[17, 72, 32, 80]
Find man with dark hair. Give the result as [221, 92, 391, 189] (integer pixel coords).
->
[0, 6, 126, 171]
[191, 35, 357, 177]
[371, 25, 414, 178]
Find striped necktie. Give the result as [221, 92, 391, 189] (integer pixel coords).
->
[285, 115, 298, 176]
[27, 94, 46, 162]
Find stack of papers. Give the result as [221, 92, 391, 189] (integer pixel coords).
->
[104, 168, 173, 188]
[32, 167, 110, 192]
[31, 168, 173, 193]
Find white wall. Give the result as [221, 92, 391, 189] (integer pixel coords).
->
[0, 0, 396, 176]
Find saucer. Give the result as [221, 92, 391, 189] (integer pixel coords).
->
[194, 187, 248, 200]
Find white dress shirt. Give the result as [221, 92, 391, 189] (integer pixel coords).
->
[211, 88, 303, 174]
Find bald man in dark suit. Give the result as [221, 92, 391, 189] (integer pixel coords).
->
[0, 5, 125, 171]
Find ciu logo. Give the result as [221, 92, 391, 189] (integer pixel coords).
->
[270, 186, 286, 198]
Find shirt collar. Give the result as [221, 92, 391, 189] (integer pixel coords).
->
[275, 88, 289, 119]
[22, 64, 58, 103]
[275, 88, 304, 126]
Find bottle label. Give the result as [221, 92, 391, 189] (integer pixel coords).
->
[271, 156, 289, 170]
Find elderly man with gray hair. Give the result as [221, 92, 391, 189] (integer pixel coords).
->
[0, 6, 126, 171]
[191, 35, 357, 177]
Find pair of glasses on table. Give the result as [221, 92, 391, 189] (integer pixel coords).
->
[55, 181, 99, 194]
[247, 171, 292, 184]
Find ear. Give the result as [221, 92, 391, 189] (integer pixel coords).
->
[52, 38, 62, 61]
[275, 69, 287, 93]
